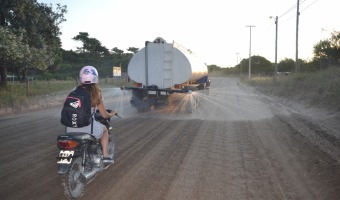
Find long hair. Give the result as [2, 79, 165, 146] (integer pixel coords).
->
[78, 84, 102, 106]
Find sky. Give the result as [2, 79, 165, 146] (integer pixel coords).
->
[38, 0, 340, 68]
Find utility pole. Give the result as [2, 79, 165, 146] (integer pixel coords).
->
[236, 52, 240, 76]
[295, 0, 300, 72]
[246, 25, 255, 79]
[274, 16, 278, 80]
[236, 52, 239, 65]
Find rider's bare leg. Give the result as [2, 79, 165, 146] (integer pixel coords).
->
[101, 127, 109, 157]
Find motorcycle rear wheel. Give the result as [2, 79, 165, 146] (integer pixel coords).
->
[61, 157, 85, 199]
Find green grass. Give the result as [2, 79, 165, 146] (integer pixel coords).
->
[0, 77, 131, 110]
[247, 67, 340, 110]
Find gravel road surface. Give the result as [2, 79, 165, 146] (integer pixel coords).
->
[0, 77, 339, 200]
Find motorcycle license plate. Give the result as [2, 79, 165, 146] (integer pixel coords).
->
[57, 150, 74, 164]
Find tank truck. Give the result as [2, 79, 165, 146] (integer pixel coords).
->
[122, 37, 210, 112]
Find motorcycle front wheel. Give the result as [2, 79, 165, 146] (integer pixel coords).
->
[61, 157, 85, 199]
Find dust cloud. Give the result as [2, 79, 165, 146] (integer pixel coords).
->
[107, 77, 275, 122]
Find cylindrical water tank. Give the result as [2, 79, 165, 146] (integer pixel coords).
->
[128, 39, 208, 89]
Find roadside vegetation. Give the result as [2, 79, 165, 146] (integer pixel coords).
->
[246, 67, 340, 111]
[0, 80, 73, 109]
[207, 66, 340, 111]
[0, 78, 130, 112]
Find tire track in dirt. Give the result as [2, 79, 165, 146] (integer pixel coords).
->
[83, 118, 203, 200]
[1, 77, 340, 200]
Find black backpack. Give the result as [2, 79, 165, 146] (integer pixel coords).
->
[61, 87, 92, 128]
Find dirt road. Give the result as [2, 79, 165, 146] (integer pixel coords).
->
[0, 77, 339, 200]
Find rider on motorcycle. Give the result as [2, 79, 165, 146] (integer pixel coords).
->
[66, 66, 116, 164]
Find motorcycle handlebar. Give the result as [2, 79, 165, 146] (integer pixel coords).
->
[105, 109, 121, 118]
[95, 109, 121, 120]
[94, 109, 120, 130]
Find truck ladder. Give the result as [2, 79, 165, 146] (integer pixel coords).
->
[163, 44, 173, 88]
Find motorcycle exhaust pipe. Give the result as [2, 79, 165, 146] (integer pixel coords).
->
[79, 168, 101, 183]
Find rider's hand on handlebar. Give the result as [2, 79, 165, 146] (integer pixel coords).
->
[109, 110, 117, 117]
[113, 112, 121, 118]
[106, 109, 120, 118]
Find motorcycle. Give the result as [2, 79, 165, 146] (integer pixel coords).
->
[56, 109, 120, 199]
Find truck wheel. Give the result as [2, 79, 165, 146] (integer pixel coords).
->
[197, 84, 205, 90]
[137, 105, 150, 113]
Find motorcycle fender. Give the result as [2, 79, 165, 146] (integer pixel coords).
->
[57, 163, 71, 174]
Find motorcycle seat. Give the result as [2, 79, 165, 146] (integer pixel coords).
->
[59, 132, 96, 141]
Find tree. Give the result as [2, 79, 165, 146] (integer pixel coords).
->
[73, 32, 109, 56]
[110, 47, 132, 73]
[208, 64, 221, 73]
[111, 47, 124, 55]
[278, 58, 295, 72]
[313, 31, 340, 68]
[127, 47, 139, 54]
[239, 55, 272, 74]
[0, 27, 27, 82]
[0, 0, 67, 86]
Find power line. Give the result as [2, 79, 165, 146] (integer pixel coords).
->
[279, 3, 297, 18]
[300, 0, 320, 12]
[300, 0, 308, 5]
[279, 0, 318, 25]
[279, 0, 319, 18]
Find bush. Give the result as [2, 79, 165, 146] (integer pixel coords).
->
[247, 67, 340, 110]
